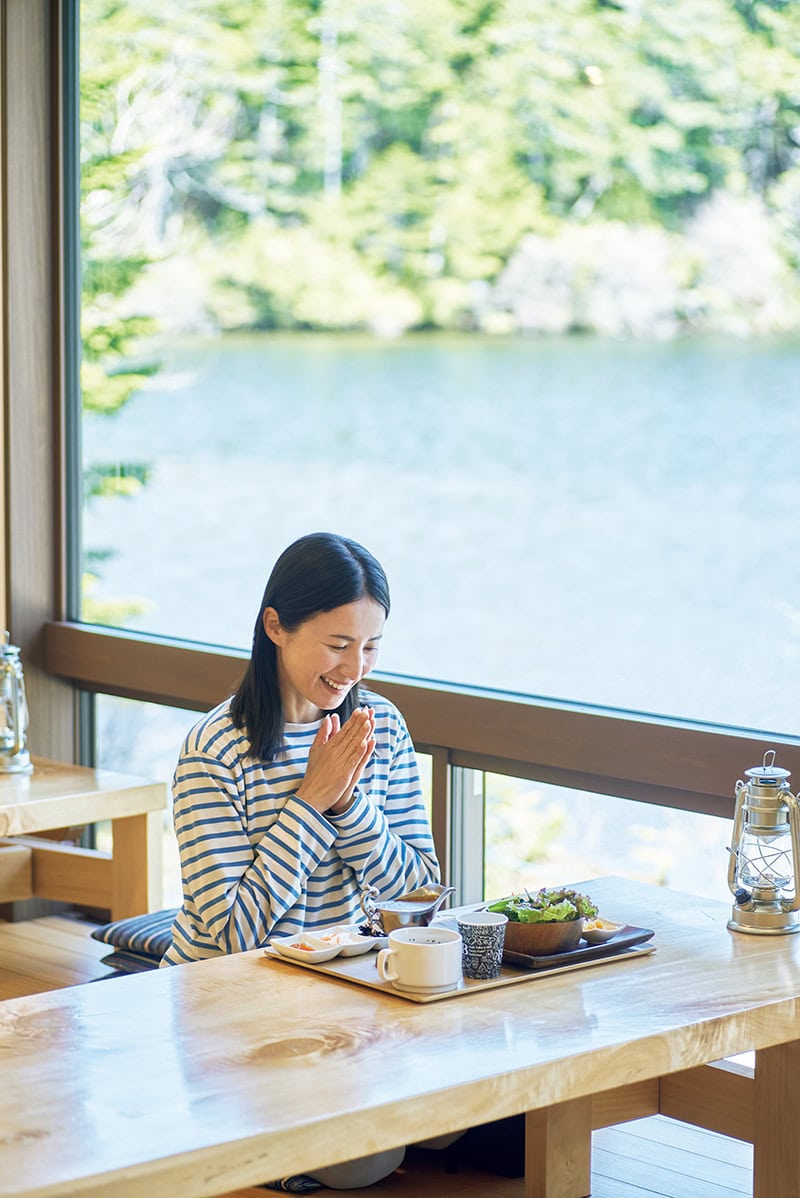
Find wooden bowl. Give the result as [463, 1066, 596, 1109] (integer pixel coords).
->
[502, 916, 584, 957]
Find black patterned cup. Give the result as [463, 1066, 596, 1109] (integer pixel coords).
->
[457, 911, 508, 980]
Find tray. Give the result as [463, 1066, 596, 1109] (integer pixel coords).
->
[502, 924, 654, 969]
[263, 926, 656, 1003]
[435, 913, 654, 968]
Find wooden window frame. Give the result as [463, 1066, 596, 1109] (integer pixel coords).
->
[2, 0, 77, 763]
[44, 620, 800, 814]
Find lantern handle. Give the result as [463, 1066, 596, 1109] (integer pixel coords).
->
[764, 749, 777, 770]
[782, 788, 800, 913]
[727, 780, 747, 896]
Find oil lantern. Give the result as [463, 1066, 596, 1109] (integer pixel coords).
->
[727, 750, 800, 935]
[0, 631, 32, 774]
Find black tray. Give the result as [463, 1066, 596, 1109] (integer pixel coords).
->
[501, 924, 655, 970]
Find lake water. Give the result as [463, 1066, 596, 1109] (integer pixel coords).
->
[84, 330, 800, 907]
[84, 330, 800, 738]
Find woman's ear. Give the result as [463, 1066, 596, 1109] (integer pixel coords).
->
[262, 607, 283, 646]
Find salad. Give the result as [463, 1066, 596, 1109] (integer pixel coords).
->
[488, 887, 598, 924]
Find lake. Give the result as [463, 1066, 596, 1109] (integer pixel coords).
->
[84, 330, 800, 907]
[84, 330, 800, 737]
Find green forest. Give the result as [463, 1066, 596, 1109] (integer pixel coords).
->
[81, 0, 800, 415]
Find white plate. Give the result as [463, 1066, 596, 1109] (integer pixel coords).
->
[582, 920, 625, 945]
[314, 924, 383, 956]
[270, 937, 342, 964]
[269, 925, 384, 964]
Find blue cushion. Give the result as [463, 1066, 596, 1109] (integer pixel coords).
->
[91, 908, 177, 962]
[99, 948, 163, 974]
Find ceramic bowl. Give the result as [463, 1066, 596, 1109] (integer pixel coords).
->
[502, 916, 585, 957]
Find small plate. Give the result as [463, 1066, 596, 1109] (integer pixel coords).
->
[313, 924, 383, 956]
[338, 936, 378, 957]
[270, 937, 342, 964]
[269, 925, 385, 964]
[581, 919, 625, 945]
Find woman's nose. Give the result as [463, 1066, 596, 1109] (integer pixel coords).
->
[343, 646, 365, 677]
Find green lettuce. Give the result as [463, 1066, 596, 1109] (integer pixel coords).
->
[488, 887, 598, 924]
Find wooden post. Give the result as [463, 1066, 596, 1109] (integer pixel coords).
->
[753, 1039, 800, 1198]
[525, 1097, 592, 1198]
[111, 810, 164, 918]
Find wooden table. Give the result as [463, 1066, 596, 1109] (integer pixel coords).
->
[0, 757, 167, 919]
[1, 876, 799, 1198]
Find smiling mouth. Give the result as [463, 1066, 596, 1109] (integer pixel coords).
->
[321, 675, 350, 693]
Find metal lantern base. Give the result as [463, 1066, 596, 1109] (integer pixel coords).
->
[728, 904, 800, 935]
[0, 748, 32, 774]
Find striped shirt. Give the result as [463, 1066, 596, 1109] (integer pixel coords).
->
[161, 689, 440, 965]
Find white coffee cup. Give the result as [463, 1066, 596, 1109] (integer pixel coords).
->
[376, 926, 462, 993]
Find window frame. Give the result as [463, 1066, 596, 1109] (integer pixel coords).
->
[44, 620, 800, 814]
[2, 0, 78, 764]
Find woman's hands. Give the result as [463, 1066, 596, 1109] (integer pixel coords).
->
[295, 707, 376, 815]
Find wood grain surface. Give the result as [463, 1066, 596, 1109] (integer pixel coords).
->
[0, 758, 167, 918]
[1, 876, 799, 1198]
[0, 757, 166, 837]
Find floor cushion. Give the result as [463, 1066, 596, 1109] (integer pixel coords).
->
[91, 907, 177, 973]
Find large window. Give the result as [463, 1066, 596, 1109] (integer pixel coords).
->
[79, 1, 800, 738]
[36, 0, 796, 913]
[73, 0, 800, 901]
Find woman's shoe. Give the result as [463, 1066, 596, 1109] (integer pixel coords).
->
[260, 1177, 325, 1193]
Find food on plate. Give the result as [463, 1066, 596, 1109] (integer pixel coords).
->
[488, 887, 598, 924]
[315, 926, 367, 946]
[270, 924, 382, 964]
[270, 937, 342, 964]
[581, 915, 625, 944]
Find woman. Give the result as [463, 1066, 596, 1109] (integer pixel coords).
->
[162, 532, 441, 1189]
[163, 531, 439, 965]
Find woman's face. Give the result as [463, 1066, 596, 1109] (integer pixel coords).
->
[263, 596, 386, 724]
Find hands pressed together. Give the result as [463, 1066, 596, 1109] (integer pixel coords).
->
[295, 706, 376, 816]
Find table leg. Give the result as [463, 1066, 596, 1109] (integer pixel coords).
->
[525, 1097, 592, 1198]
[110, 810, 163, 919]
[753, 1039, 800, 1198]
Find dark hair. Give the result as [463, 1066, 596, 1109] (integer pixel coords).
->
[230, 532, 390, 762]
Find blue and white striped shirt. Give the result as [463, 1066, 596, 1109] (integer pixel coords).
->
[161, 689, 440, 965]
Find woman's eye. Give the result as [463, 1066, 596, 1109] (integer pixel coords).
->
[327, 643, 379, 653]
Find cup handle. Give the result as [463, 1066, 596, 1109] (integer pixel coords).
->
[376, 947, 398, 982]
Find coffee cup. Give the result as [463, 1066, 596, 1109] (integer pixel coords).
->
[376, 926, 462, 993]
[457, 910, 508, 980]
